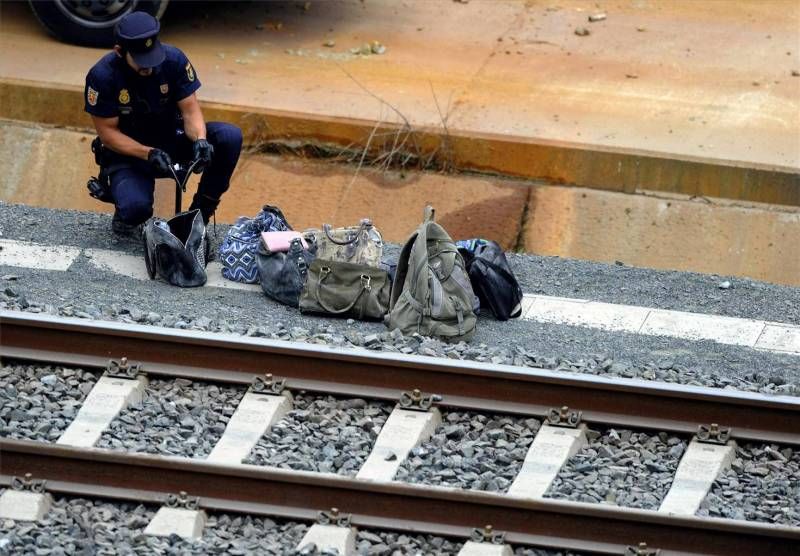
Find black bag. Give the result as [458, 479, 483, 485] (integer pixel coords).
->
[143, 209, 209, 287]
[457, 239, 523, 321]
[256, 237, 316, 307]
[300, 259, 390, 321]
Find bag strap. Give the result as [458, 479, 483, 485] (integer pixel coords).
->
[313, 266, 370, 314]
[389, 207, 437, 310]
[407, 219, 433, 301]
[321, 222, 370, 246]
[389, 231, 417, 309]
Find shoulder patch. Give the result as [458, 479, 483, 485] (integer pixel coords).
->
[185, 62, 195, 82]
[87, 86, 98, 106]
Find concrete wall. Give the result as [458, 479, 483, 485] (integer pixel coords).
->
[2, 119, 798, 286]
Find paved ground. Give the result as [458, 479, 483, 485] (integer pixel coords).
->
[1, 202, 797, 395]
[1, 0, 798, 169]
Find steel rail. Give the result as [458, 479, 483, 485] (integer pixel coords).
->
[1, 439, 798, 555]
[1, 310, 799, 446]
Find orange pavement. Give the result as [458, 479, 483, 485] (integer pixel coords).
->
[1, 0, 798, 171]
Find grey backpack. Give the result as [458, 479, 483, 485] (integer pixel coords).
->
[387, 206, 477, 341]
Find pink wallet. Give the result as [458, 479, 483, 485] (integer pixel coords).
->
[260, 231, 308, 253]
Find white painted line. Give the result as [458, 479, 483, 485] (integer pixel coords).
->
[83, 248, 260, 291]
[0, 490, 52, 521]
[84, 248, 150, 281]
[57, 375, 147, 448]
[506, 423, 587, 499]
[522, 295, 650, 332]
[659, 439, 736, 516]
[755, 324, 800, 354]
[458, 541, 513, 556]
[641, 310, 765, 347]
[356, 408, 442, 482]
[0, 239, 81, 271]
[296, 524, 357, 555]
[5, 239, 797, 357]
[521, 293, 798, 355]
[206, 391, 293, 465]
[204, 261, 261, 291]
[144, 507, 207, 539]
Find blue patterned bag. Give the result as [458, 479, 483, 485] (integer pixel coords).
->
[219, 205, 292, 283]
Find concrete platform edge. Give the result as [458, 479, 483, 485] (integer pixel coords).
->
[2, 77, 797, 207]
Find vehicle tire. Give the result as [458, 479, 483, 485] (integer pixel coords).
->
[28, 1, 169, 48]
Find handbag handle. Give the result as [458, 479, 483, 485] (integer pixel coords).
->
[313, 267, 371, 314]
[321, 220, 371, 246]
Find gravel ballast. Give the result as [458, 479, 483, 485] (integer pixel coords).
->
[244, 394, 393, 475]
[0, 495, 309, 555]
[0, 491, 584, 555]
[96, 378, 244, 458]
[545, 428, 688, 510]
[699, 443, 800, 526]
[1, 202, 799, 398]
[2, 202, 796, 324]
[0, 364, 97, 443]
[396, 411, 541, 492]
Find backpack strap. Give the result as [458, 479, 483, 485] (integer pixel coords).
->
[407, 218, 433, 301]
[389, 231, 416, 310]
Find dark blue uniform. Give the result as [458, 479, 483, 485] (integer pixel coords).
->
[85, 45, 242, 226]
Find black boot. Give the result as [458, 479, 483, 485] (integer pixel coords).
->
[188, 193, 221, 225]
[111, 210, 141, 237]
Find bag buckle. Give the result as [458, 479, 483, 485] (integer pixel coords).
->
[360, 274, 371, 290]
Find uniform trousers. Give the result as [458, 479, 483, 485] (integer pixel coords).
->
[110, 121, 242, 225]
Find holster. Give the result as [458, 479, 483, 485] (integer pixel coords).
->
[87, 137, 114, 203]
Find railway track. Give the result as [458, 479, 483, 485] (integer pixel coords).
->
[1, 310, 799, 554]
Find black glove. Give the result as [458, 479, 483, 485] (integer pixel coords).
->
[147, 148, 173, 176]
[192, 139, 214, 173]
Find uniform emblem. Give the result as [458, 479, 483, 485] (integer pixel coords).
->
[185, 62, 195, 82]
[87, 86, 98, 106]
[118, 89, 130, 104]
[145, 38, 153, 48]
[160, 83, 169, 94]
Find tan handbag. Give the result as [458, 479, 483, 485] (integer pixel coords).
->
[304, 218, 383, 267]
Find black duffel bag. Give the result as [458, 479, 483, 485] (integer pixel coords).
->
[457, 239, 523, 321]
[256, 237, 316, 307]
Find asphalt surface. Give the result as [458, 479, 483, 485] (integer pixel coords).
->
[1, 202, 798, 394]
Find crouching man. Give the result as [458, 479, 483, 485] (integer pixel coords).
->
[84, 11, 242, 235]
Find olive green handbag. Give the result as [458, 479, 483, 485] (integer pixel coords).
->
[299, 259, 390, 321]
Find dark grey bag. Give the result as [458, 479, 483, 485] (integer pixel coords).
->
[457, 239, 522, 321]
[256, 237, 316, 307]
[143, 209, 208, 287]
[299, 259, 390, 321]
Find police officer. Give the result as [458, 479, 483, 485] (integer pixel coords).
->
[84, 11, 242, 235]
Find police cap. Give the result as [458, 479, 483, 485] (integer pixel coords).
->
[115, 11, 165, 68]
